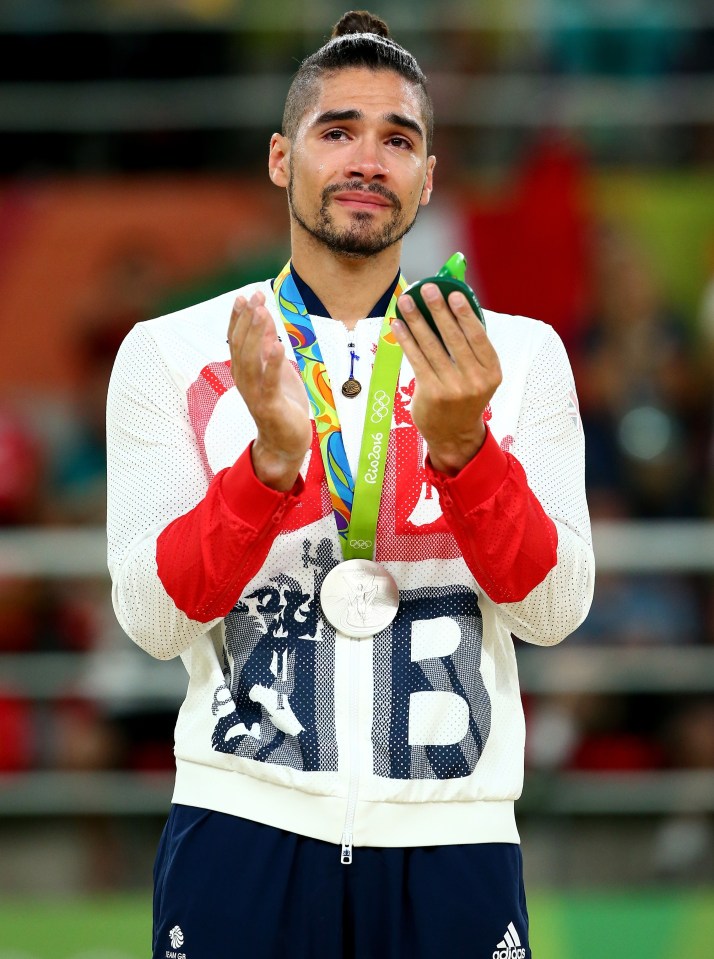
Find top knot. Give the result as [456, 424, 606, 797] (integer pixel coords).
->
[331, 10, 391, 39]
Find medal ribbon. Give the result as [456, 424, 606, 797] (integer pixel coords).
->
[274, 260, 407, 560]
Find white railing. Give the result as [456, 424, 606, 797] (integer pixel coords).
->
[3, 521, 714, 577]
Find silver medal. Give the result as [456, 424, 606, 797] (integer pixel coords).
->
[320, 559, 399, 638]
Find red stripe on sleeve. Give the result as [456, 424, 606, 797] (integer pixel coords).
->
[156, 444, 304, 622]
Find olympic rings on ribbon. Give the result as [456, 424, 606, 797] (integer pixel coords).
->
[370, 390, 391, 424]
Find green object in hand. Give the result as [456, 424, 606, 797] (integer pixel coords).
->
[396, 252, 486, 345]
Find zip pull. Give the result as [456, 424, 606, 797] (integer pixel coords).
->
[340, 833, 353, 865]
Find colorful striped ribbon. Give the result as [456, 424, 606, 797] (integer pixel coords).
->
[274, 260, 408, 560]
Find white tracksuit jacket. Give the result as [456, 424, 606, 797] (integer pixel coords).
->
[107, 277, 594, 855]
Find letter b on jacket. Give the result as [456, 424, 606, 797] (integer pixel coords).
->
[372, 587, 491, 779]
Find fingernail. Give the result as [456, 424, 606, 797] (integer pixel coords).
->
[422, 283, 439, 302]
[399, 295, 415, 313]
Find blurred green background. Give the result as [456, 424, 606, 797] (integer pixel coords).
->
[2, 891, 714, 958]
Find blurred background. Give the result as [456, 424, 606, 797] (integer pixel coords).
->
[1, 0, 713, 956]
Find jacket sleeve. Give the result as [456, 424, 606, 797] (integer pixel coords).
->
[106, 324, 303, 661]
[427, 326, 594, 646]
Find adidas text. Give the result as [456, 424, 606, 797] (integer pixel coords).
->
[493, 949, 525, 959]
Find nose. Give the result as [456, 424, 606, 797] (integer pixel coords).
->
[344, 136, 388, 182]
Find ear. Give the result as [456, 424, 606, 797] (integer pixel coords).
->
[269, 133, 290, 189]
[419, 155, 436, 207]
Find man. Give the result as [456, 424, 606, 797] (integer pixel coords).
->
[107, 11, 594, 959]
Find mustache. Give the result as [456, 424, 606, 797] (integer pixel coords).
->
[322, 180, 401, 210]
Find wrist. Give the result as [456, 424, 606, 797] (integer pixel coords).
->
[251, 438, 304, 492]
[427, 425, 487, 477]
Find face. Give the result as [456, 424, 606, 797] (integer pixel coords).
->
[270, 67, 435, 258]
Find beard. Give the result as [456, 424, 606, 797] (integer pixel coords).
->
[287, 172, 421, 258]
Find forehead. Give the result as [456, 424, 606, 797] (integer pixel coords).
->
[302, 66, 425, 131]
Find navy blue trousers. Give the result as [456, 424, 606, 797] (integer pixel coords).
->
[153, 805, 531, 959]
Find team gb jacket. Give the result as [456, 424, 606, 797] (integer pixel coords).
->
[107, 277, 595, 856]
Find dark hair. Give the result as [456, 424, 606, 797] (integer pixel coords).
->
[282, 10, 433, 152]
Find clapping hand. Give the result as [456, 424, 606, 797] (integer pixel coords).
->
[228, 291, 312, 491]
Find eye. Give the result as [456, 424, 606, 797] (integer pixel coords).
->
[388, 135, 412, 150]
[324, 129, 349, 141]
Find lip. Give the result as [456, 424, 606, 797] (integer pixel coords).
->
[333, 191, 392, 210]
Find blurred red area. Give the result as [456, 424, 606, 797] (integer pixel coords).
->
[0, 693, 32, 771]
[465, 137, 594, 354]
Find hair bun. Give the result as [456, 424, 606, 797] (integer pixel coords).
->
[331, 10, 391, 39]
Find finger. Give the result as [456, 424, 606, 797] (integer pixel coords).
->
[231, 306, 276, 394]
[446, 290, 493, 367]
[421, 284, 471, 366]
[397, 290, 446, 351]
[397, 288, 458, 378]
[445, 292, 502, 393]
[391, 311, 440, 383]
[228, 291, 265, 354]
[260, 338, 286, 397]
[242, 302, 276, 366]
[226, 295, 250, 347]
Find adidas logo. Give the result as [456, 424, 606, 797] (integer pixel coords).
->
[492, 921, 526, 959]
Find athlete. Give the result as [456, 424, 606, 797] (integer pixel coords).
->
[107, 11, 594, 959]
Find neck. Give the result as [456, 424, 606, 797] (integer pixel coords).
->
[289, 228, 402, 329]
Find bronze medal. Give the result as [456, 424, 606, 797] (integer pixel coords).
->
[341, 344, 362, 397]
[341, 378, 362, 397]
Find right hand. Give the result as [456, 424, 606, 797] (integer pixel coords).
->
[228, 291, 312, 491]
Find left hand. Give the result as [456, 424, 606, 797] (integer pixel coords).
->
[392, 283, 502, 475]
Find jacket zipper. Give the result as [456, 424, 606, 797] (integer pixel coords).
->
[340, 636, 360, 864]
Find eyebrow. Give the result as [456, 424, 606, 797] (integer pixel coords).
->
[312, 108, 424, 141]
